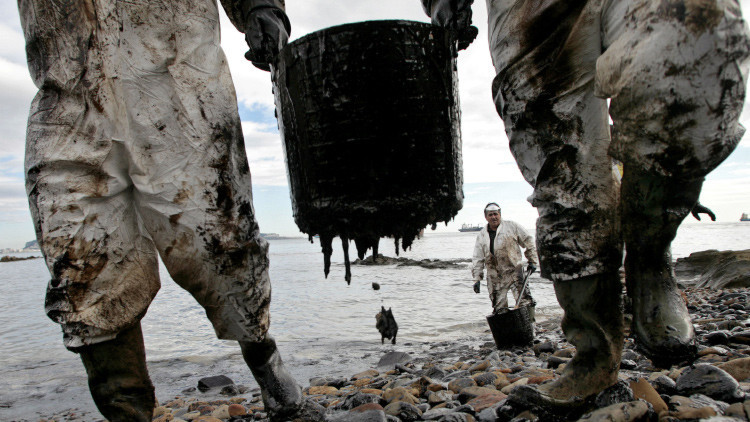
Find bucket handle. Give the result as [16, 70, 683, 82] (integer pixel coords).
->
[514, 266, 534, 309]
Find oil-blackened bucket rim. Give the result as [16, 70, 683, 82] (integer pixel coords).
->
[282, 19, 443, 52]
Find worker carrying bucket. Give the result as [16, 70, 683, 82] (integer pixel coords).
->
[471, 202, 538, 348]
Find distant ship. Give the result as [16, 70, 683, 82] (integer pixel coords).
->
[742, 213, 749, 221]
[458, 224, 483, 232]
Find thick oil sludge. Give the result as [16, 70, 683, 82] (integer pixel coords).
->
[274, 21, 464, 281]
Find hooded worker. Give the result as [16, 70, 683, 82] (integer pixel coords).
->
[18, 0, 323, 420]
[471, 202, 538, 313]
[423, 0, 750, 411]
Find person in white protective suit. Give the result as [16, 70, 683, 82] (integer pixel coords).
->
[423, 0, 750, 410]
[471, 202, 538, 313]
[18, 0, 324, 420]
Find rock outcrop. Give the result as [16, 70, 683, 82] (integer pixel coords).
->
[674, 249, 750, 289]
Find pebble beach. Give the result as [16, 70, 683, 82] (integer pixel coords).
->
[28, 286, 750, 422]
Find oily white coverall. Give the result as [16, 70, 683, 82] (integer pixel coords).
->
[19, 0, 280, 348]
[486, 0, 750, 281]
[472, 221, 538, 312]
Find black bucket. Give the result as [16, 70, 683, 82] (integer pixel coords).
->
[486, 305, 535, 349]
[271, 20, 463, 277]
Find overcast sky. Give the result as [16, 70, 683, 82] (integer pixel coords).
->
[2, 0, 750, 249]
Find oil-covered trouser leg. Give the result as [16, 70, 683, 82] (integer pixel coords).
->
[509, 273, 623, 412]
[488, 0, 622, 282]
[113, 4, 310, 418]
[487, 273, 512, 312]
[112, 0, 272, 343]
[597, 0, 750, 367]
[21, 0, 162, 349]
[76, 322, 155, 422]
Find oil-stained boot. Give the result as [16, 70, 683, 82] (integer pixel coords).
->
[240, 336, 324, 421]
[626, 249, 697, 367]
[508, 273, 624, 411]
[622, 167, 701, 367]
[76, 323, 155, 422]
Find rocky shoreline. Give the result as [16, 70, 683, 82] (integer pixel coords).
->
[32, 286, 750, 422]
[0, 255, 40, 263]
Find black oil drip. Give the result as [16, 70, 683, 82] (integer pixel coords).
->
[341, 237, 351, 285]
[320, 233, 333, 278]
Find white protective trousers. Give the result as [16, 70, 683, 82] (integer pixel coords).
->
[20, 0, 272, 348]
[487, 0, 750, 281]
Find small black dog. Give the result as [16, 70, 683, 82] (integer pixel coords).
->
[375, 306, 398, 344]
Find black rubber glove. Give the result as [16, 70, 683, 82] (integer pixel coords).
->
[426, 0, 478, 51]
[242, 5, 290, 71]
[473, 280, 481, 294]
[527, 264, 536, 274]
[691, 202, 716, 221]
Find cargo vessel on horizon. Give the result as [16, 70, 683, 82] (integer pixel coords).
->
[458, 224, 483, 232]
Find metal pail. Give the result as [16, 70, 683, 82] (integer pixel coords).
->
[272, 20, 464, 272]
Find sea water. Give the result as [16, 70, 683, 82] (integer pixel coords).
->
[1, 222, 748, 420]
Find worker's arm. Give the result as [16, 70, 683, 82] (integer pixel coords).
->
[220, 0, 291, 70]
[517, 224, 538, 273]
[471, 235, 485, 293]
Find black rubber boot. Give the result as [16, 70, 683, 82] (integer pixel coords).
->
[622, 166, 700, 367]
[76, 323, 155, 422]
[509, 273, 624, 412]
[240, 336, 324, 421]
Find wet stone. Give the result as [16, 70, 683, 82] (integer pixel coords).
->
[448, 377, 478, 394]
[458, 386, 503, 404]
[197, 375, 234, 392]
[724, 400, 750, 419]
[472, 372, 498, 387]
[429, 390, 454, 406]
[578, 400, 652, 422]
[675, 364, 746, 403]
[690, 393, 732, 415]
[532, 341, 556, 356]
[705, 331, 732, 345]
[328, 403, 387, 422]
[717, 357, 750, 381]
[648, 374, 675, 394]
[466, 393, 507, 413]
[730, 331, 750, 345]
[668, 395, 719, 419]
[544, 355, 569, 370]
[338, 392, 383, 410]
[424, 366, 448, 380]
[619, 359, 637, 370]
[475, 406, 501, 422]
[383, 401, 423, 421]
[382, 387, 419, 405]
[422, 407, 457, 420]
[629, 378, 667, 413]
[436, 413, 476, 422]
[377, 351, 412, 371]
[444, 370, 471, 382]
[594, 380, 634, 408]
